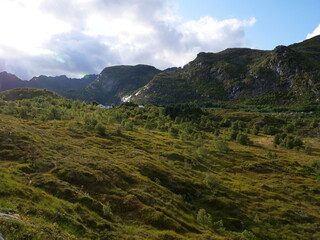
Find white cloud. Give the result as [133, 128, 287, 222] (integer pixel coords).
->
[307, 24, 320, 39]
[0, 0, 256, 79]
[0, 0, 70, 55]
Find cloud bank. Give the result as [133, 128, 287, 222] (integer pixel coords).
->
[307, 24, 320, 39]
[0, 0, 256, 79]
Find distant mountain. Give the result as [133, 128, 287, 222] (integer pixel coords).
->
[163, 67, 180, 72]
[131, 36, 320, 105]
[29, 74, 97, 92]
[0, 73, 97, 93]
[63, 64, 161, 105]
[0, 72, 28, 91]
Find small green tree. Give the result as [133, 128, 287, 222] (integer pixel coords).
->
[236, 133, 250, 145]
[273, 134, 281, 145]
[197, 209, 212, 227]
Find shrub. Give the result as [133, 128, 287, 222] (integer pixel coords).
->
[305, 144, 313, 155]
[204, 173, 220, 189]
[169, 127, 179, 137]
[83, 115, 98, 129]
[214, 140, 230, 153]
[273, 134, 281, 145]
[236, 133, 251, 145]
[144, 122, 154, 130]
[197, 147, 209, 157]
[266, 151, 278, 159]
[252, 125, 259, 135]
[115, 126, 122, 135]
[293, 137, 303, 148]
[220, 118, 231, 127]
[48, 107, 61, 120]
[262, 125, 279, 135]
[197, 209, 212, 227]
[95, 123, 106, 136]
[281, 136, 294, 149]
[102, 202, 113, 219]
[124, 121, 134, 131]
[241, 230, 255, 240]
[310, 120, 318, 128]
[213, 219, 225, 232]
[285, 124, 295, 133]
[229, 130, 238, 140]
[214, 128, 220, 136]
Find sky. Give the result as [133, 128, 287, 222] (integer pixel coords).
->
[0, 0, 319, 80]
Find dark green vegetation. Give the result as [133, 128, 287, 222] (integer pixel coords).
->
[62, 65, 161, 105]
[132, 36, 320, 105]
[0, 88, 319, 239]
[0, 72, 97, 93]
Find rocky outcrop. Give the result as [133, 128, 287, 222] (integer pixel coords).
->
[0, 232, 6, 240]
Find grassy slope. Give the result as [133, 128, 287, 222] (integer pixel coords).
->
[0, 89, 319, 240]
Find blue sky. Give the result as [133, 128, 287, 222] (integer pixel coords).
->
[177, 0, 320, 49]
[0, 0, 319, 79]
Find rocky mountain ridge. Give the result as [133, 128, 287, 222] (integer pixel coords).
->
[131, 36, 320, 105]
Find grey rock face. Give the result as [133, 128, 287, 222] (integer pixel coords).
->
[0, 212, 19, 220]
[0, 232, 6, 240]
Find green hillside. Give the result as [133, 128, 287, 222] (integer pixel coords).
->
[0, 88, 319, 239]
[132, 36, 320, 105]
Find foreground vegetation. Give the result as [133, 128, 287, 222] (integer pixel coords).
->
[0, 88, 319, 240]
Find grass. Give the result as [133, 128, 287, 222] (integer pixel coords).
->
[0, 88, 319, 239]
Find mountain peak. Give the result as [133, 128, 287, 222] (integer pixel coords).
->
[0, 71, 21, 79]
[274, 45, 291, 53]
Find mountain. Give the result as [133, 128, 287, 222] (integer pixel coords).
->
[2, 37, 320, 107]
[29, 74, 98, 92]
[131, 36, 320, 105]
[0, 72, 28, 91]
[63, 64, 161, 105]
[0, 89, 319, 239]
[0, 72, 97, 93]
